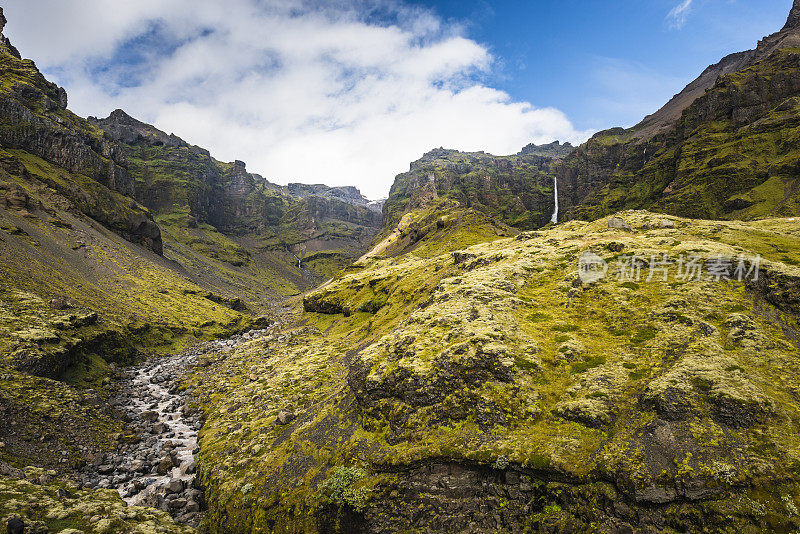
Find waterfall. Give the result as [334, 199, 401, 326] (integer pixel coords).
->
[550, 176, 559, 224]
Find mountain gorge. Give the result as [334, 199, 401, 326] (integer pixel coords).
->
[3, 2, 800, 534]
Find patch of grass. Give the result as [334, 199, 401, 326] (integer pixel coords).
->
[571, 356, 606, 374]
[527, 312, 552, 323]
[631, 325, 658, 345]
[552, 324, 580, 333]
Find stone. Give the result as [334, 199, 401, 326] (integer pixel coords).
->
[169, 498, 187, 510]
[165, 478, 184, 494]
[97, 464, 114, 475]
[141, 411, 159, 422]
[157, 456, 175, 475]
[2, 184, 28, 211]
[129, 459, 145, 473]
[608, 217, 632, 231]
[153, 422, 169, 434]
[276, 409, 296, 425]
[186, 499, 201, 513]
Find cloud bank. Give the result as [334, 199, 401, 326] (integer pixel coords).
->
[3, 0, 590, 198]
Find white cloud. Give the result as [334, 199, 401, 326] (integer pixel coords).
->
[668, 0, 694, 30]
[2, 0, 591, 199]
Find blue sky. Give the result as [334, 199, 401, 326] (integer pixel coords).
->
[412, 0, 790, 130]
[3, 0, 794, 197]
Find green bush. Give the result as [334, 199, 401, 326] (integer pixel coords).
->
[317, 466, 370, 512]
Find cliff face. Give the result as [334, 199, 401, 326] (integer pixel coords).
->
[383, 147, 561, 234]
[0, 12, 163, 253]
[556, 3, 800, 222]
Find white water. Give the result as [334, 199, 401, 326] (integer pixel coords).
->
[550, 176, 559, 224]
[123, 358, 198, 507]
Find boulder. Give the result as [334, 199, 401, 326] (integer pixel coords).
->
[608, 217, 632, 231]
[165, 478, 184, 494]
[276, 410, 296, 425]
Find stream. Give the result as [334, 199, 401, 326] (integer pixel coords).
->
[78, 328, 269, 526]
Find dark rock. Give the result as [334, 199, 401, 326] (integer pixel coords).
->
[165, 478, 184, 494]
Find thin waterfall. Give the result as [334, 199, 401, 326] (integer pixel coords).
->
[550, 176, 559, 224]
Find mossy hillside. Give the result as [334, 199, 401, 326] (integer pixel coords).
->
[0, 153, 266, 469]
[189, 210, 800, 532]
[3, 148, 162, 252]
[384, 148, 556, 233]
[558, 48, 800, 223]
[364, 198, 516, 262]
[0, 369, 120, 470]
[0, 470, 193, 534]
[158, 217, 309, 300]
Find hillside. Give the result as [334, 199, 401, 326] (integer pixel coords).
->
[191, 210, 800, 532]
[556, 1, 800, 223]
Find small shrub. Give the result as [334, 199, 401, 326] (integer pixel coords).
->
[493, 456, 510, 470]
[527, 312, 552, 323]
[572, 356, 606, 373]
[317, 466, 370, 512]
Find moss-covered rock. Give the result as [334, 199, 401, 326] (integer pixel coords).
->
[188, 210, 800, 533]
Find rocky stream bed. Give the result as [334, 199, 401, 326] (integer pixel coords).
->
[77, 328, 269, 527]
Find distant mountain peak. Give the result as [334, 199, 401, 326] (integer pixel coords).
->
[785, 0, 800, 30]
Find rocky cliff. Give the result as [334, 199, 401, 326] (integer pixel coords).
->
[90, 110, 382, 281]
[556, 1, 800, 223]
[383, 147, 560, 234]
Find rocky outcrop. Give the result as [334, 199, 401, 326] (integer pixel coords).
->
[518, 140, 574, 158]
[384, 147, 558, 231]
[556, 2, 800, 223]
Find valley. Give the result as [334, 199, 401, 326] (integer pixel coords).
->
[3, 2, 800, 533]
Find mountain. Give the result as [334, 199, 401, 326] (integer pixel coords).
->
[89, 109, 382, 282]
[556, 1, 800, 222]
[0, 8, 380, 532]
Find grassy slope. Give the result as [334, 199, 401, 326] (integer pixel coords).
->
[188, 210, 800, 532]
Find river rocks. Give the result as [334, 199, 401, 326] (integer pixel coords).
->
[156, 456, 175, 475]
[76, 329, 270, 528]
[166, 478, 184, 494]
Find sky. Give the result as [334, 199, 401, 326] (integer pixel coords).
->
[2, 0, 793, 198]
